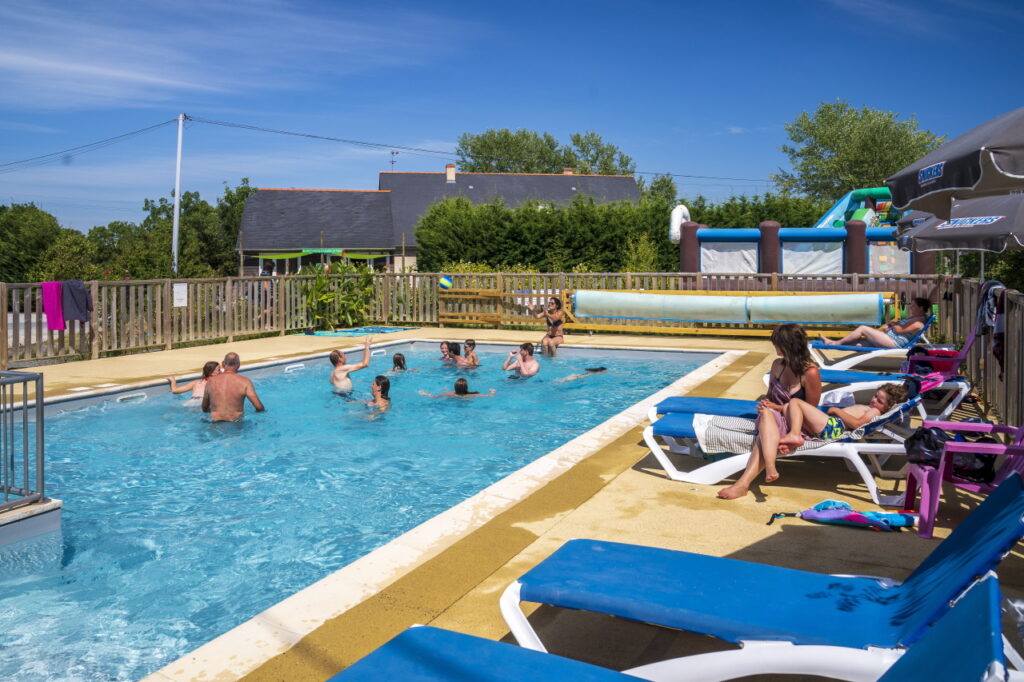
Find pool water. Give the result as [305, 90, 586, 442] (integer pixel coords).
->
[0, 342, 711, 680]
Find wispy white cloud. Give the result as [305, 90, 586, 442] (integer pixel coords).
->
[818, 0, 945, 32]
[0, 0, 481, 110]
[0, 118, 61, 133]
[727, 126, 749, 135]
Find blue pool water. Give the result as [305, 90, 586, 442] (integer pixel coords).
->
[0, 342, 712, 680]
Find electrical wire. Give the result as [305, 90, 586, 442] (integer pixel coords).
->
[0, 119, 178, 175]
[0, 113, 774, 185]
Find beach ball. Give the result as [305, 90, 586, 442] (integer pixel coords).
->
[438, 276, 454, 290]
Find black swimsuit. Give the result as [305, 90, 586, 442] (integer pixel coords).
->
[546, 314, 563, 337]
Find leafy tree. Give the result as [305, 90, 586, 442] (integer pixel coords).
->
[567, 131, 635, 175]
[456, 129, 571, 173]
[621, 232, 661, 272]
[639, 174, 679, 204]
[29, 229, 104, 281]
[0, 203, 64, 282]
[683, 193, 831, 228]
[772, 100, 943, 202]
[215, 179, 256, 273]
[455, 129, 634, 175]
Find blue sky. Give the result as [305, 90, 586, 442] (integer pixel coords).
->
[1, 0, 1022, 231]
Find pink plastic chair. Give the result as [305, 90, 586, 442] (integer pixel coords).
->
[904, 420, 1024, 538]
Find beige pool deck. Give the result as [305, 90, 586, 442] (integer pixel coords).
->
[21, 328, 1024, 681]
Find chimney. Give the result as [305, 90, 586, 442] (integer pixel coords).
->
[445, 163, 456, 183]
[562, 167, 574, 175]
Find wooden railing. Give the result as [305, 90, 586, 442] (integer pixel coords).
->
[0, 272, 942, 368]
[936, 277, 1023, 428]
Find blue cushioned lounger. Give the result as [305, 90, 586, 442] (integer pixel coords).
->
[331, 577, 1007, 681]
[501, 474, 1024, 659]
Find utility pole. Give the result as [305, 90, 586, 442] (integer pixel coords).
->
[171, 113, 186, 275]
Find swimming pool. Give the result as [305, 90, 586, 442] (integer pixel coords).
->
[0, 342, 718, 680]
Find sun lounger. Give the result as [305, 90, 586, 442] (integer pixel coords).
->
[332, 576, 1006, 681]
[642, 396, 921, 504]
[808, 315, 934, 371]
[499, 475, 1024, 673]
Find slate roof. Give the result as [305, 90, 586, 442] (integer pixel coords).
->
[379, 172, 640, 247]
[239, 189, 393, 251]
[239, 173, 640, 251]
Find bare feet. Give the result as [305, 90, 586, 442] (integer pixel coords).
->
[819, 333, 833, 345]
[717, 484, 748, 500]
[778, 432, 805, 450]
[764, 469, 780, 483]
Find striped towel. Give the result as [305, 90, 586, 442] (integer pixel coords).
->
[694, 414, 865, 456]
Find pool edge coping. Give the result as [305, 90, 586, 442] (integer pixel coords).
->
[143, 346, 745, 682]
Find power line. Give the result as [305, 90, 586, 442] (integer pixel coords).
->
[1, 113, 774, 185]
[0, 119, 178, 174]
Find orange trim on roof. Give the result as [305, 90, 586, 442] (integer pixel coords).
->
[258, 188, 390, 192]
[379, 171, 635, 178]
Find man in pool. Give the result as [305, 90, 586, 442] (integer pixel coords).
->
[202, 352, 265, 422]
[329, 336, 374, 393]
[502, 342, 540, 377]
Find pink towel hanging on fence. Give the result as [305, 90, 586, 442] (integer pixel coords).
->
[41, 281, 66, 331]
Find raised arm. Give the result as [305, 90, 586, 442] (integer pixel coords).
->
[502, 350, 518, 371]
[353, 336, 374, 371]
[167, 377, 197, 394]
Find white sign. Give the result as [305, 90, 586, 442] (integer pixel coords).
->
[173, 283, 188, 307]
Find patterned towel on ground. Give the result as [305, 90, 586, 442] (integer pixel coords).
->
[693, 414, 865, 456]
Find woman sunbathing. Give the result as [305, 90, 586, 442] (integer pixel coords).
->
[818, 297, 931, 349]
[717, 383, 907, 499]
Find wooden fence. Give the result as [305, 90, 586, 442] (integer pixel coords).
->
[0, 272, 946, 369]
[935, 277, 1023, 428]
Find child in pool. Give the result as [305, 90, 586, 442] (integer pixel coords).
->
[167, 361, 220, 402]
[419, 378, 495, 398]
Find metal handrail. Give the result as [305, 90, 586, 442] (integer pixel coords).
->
[0, 370, 44, 513]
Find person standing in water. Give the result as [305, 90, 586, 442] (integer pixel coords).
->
[202, 353, 264, 422]
[456, 339, 480, 368]
[329, 336, 374, 394]
[503, 342, 540, 377]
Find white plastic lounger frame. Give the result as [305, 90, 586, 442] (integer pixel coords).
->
[641, 403, 917, 506]
[499, 570, 1010, 682]
[808, 345, 919, 371]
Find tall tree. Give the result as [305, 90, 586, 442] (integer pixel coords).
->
[456, 129, 570, 173]
[30, 229, 104, 281]
[639, 174, 678, 204]
[568, 131, 635, 175]
[0, 203, 64, 282]
[456, 129, 634, 175]
[772, 100, 943, 201]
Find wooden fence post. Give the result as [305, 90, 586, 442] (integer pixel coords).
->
[89, 281, 99, 360]
[0, 282, 7, 370]
[163, 280, 173, 350]
[383, 273, 391, 325]
[278, 276, 287, 336]
[226, 277, 235, 343]
[495, 272, 504, 328]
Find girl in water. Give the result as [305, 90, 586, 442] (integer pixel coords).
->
[391, 353, 408, 371]
[420, 378, 495, 398]
[167, 361, 220, 404]
[367, 375, 391, 413]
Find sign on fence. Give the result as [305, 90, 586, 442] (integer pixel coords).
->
[173, 283, 188, 307]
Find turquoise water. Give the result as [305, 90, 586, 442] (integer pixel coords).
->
[0, 342, 711, 680]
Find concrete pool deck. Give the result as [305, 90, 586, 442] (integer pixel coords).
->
[19, 328, 1024, 680]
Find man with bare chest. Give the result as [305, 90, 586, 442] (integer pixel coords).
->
[202, 352, 265, 422]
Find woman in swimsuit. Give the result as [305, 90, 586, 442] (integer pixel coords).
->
[534, 297, 564, 356]
[818, 297, 931, 349]
[167, 361, 220, 404]
[718, 324, 821, 499]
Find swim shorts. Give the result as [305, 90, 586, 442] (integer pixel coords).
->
[817, 415, 845, 440]
[886, 328, 911, 348]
